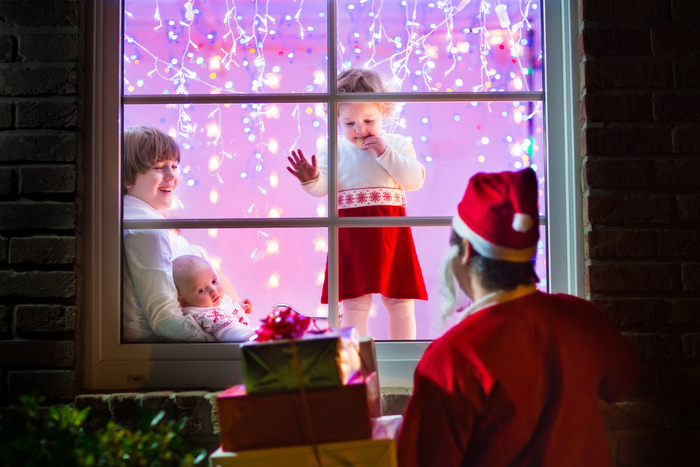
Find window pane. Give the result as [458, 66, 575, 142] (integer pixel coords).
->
[398, 225, 547, 341]
[124, 0, 328, 95]
[124, 103, 328, 219]
[122, 226, 330, 341]
[333, 100, 545, 218]
[336, 0, 543, 93]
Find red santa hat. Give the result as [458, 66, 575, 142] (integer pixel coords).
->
[452, 168, 539, 262]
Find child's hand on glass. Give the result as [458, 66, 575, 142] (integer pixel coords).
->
[359, 134, 387, 157]
[241, 298, 253, 314]
[287, 149, 319, 182]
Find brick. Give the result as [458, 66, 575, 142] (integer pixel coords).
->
[677, 195, 700, 222]
[582, 59, 673, 89]
[673, 60, 700, 88]
[19, 166, 76, 193]
[673, 0, 700, 20]
[18, 33, 79, 62]
[581, 93, 653, 123]
[0, 132, 76, 162]
[587, 263, 677, 293]
[633, 367, 659, 395]
[581, 28, 651, 57]
[0, 271, 76, 298]
[593, 299, 654, 326]
[0, 340, 75, 367]
[7, 370, 75, 403]
[585, 230, 656, 259]
[0, 167, 15, 196]
[682, 263, 700, 291]
[657, 230, 700, 256]
[0, 67, 76, 96]
[654, 93, 700, 120]
[586, 195, 674, 224]
[16, 100, 78, 129]
[0, 101, 12, 128]
[173, 391, 210, 435]
[0, 35, 16, 62]
[660, 367, 700, 394]
[109, 393, 143, 430]
[617, 434, 695, 465]
[582, 126, 673, 156]
[141, 391, 176, 421]
[682, 334, 700, 359]
[381, 389, 411, 416]
[673, 125, 700, 154]
[0, 236, 7, 263]
[209, 392, 221, 435]
[15, 304, 76, 333]
[652, 27, 700, 56]
[0, 304, 9, 335]
[0, 2, 78, 28]
[626, 333, 677, 361]
[9, 236, 76, 264]
[658, 299, 700, 325]
[683, 400, 700, 428]
[582, 159, 655, 190]
[0, 202, 75, 229]
[581, 0, 671, 20]
[74, 394, 111, 431]
[601, 400, 680, 431]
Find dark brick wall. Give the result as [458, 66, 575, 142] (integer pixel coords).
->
[1, 0, 698, 464]
[0, 0, 81, 406]
[580, 0, 700, 464]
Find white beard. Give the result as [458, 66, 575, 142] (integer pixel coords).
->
[439, 245, 473, 328]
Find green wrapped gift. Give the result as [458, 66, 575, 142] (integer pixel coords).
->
[240, 327, 361, 394]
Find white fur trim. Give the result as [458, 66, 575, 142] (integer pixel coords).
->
[452, 214, 536, 263]
[512, 213, 533, 233]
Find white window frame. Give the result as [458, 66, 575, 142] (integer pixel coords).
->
[84, 0, 582, 390]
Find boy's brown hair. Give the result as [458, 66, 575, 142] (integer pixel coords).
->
[123, 126, 181, 193]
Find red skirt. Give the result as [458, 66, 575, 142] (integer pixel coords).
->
[321, 204, 428, 303]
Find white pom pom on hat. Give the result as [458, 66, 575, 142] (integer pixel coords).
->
[452, 168, 539, 263]
[512, 212, 534, 233]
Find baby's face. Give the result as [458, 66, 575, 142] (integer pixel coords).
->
[337, 102, 384, 146]
[179, 263, 224, 307]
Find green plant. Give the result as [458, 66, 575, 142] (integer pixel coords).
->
[0, 394, 207, 466]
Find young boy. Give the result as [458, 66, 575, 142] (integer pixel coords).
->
[122, 125, 244, 342]
[172, 255, 255, 342]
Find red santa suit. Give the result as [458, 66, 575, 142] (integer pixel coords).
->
[301, 132, 428, 303]
[398, 284, 640, 467]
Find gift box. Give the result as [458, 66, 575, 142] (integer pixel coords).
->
[209, 438, 397, 467]
[240, 327, 361, 394]
[217, 376, 380, 452]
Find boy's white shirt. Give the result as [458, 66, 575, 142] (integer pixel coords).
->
[122, 194, 216, 342]
[301, 132, 425, 196]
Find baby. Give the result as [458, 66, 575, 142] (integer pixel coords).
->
[172, 255, 255, 342]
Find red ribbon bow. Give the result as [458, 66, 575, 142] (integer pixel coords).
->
[253, 306, 322, 341]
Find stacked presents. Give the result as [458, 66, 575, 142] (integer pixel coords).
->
[212, 306, 401, 466]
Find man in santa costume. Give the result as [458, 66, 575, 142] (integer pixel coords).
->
[397, 168, 640, 466]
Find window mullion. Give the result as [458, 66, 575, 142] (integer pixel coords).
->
[327, 0, 339, 327]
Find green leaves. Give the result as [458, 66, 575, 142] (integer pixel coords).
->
[0, 394, 207, 466]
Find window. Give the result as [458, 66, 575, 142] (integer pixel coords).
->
[84, 0, 582, 390]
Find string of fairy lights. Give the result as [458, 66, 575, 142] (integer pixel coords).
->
[123, 0, 546, 307]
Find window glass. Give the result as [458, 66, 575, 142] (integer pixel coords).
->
[177, 227, 330, 322]
[124, 1, 329, 94]
[123, 104, 327, 219]
[121, 0, 546, 343]
[335, 0, 543, 93]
